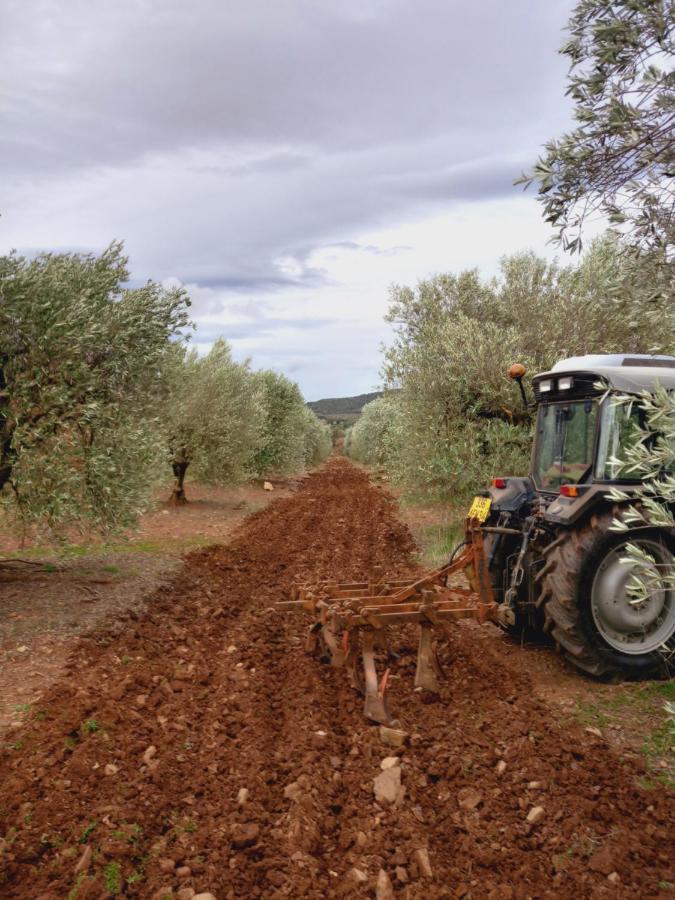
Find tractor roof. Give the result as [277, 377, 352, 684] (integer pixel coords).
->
[536, 354, 675, 395]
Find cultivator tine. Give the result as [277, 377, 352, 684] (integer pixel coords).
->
[346, 641, 362, 691]
[361, 629, 397, 726]
[414, 623, 443, 692]
[305, 622, 320, 654]
[343, 629, 362, 691]
[281, 521, 505, 725]
[321, 621, 344, 667]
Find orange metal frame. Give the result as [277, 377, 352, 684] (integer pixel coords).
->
[277, 520, 500, 725]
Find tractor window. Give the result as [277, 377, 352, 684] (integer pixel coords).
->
[595, 399, 643, 480]
[533, 400, 598, 490]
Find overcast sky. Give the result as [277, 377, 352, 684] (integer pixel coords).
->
[2, 0, 578, 400]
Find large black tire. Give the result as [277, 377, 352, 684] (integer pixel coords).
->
[539, 510, 675, 678]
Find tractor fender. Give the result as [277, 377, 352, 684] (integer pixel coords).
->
[488, 476, 535, 516]
[544, 483, 644, 527]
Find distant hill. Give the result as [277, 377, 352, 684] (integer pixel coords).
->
[308, 391, 382, 424]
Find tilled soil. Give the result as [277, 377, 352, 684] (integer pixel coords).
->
[0, 459, 672, 899]
[0, 479, 289, 736]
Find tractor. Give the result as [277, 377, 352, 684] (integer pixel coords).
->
[282, 353, 674, 725]
[482, 352, 675, 679]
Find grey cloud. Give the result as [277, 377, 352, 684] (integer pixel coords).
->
[1, 0, 576, 396]
[180, 271, 327, 294]
[195, 151, 314, 178]
[2, 0, 572, 177]
[194, 316, 341, 344]
[326, 241, 412, 256]
[387, 159, 533, 203]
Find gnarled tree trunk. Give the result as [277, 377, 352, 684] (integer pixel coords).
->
[0, 364, 13, 492]
[170, 458, 190, 505]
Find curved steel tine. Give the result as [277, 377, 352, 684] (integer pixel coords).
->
[345, 632, 363, 692]
[414, 623, 442, 693]
[362, 629, 399, 726]
[320, 620, 345, 667]
[305, 622, 321, 654]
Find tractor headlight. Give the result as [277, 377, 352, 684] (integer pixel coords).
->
[558, 376, 573, 390]
[538, 379, 552, 393]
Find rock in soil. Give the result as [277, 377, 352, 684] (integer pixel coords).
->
[413, 848, 433, 878]
[374, 766, 402, 805]
[74, 845, 92, 874]
[457, 787, 482, 810]
[376, 868, 395, 900]
[526, 806, 545, 825]
[231, 823, 259, 849]
[346, 867, 368, 885]
[379, 725, 408, 747]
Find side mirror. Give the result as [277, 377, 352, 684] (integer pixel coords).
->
[507, 363, 529, 407]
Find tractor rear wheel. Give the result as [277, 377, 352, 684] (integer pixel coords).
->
[540, 511, 675, 678]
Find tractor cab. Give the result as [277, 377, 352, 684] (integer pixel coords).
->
[527, 354, 675, 521]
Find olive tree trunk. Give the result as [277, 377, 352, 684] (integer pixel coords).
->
[170, 459, 189, 505]
[0, 366, 13, 492]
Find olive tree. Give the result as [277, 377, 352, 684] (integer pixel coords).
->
[346, 395, 400, 468]
[163, 339, 265, 504]
[609, 386, 675, 563]
[299, 405, 333, 468]
[252, 370, 331, 476]
[0, 243, 190, 533]
[517, 0, 674, 254]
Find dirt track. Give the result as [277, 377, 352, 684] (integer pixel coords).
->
[0, 459, 672, 898]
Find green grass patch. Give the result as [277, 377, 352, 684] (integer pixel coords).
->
[78, 821, 97, 844]
[81, 719, 100, 735]
[638, 774, 675, 791]
[103, 861, 122, 896]
[574, 683, 675, 788]
[642, 716, 675, 763]
[574, 700, 612, 728]
[417, 520, 465, 568]
[67, 873, 87, 900]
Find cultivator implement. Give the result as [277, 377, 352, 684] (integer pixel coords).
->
[277, 520, 512, 725]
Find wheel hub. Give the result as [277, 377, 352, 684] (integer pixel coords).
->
[591, 540, 674, 654]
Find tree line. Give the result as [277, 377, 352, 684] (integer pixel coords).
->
[345, 235, 673, 500]
[0, 243, 331, 537]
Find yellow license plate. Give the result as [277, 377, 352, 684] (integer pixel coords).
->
[467, 496, 491, 523]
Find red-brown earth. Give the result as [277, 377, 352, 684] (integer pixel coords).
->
[0, 458, 672, 898]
